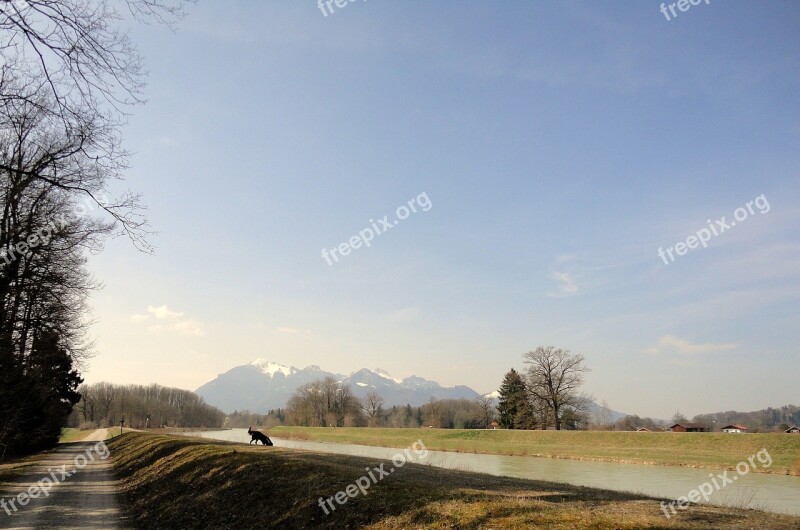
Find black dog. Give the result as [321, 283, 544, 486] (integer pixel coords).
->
[248, 426, 273, 446]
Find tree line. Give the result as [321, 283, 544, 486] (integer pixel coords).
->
[68, 382, 225, 430]
[257, 378, 496, 429]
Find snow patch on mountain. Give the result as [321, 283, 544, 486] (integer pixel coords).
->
[373, 368, 403, 384]
[250, 359, 296, 377]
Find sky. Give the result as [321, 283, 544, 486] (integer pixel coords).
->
[82, 0, 800, 420]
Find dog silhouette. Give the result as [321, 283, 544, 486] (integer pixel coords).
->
[248, 426, 273, 446]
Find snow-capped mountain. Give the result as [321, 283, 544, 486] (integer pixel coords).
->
[483, 390, 501, 400]
[251, 359, 297, 378]
[195, 360, 480, 413]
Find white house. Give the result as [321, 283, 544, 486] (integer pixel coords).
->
[721, 424, 748, 433]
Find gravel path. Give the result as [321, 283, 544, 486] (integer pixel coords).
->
[0, 430, 128, 529]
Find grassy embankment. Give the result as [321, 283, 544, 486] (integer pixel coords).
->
[270, 427, 800, 475]
[105, 432, 800, 529]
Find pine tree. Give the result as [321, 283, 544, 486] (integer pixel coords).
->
[497, 368, 533, 429]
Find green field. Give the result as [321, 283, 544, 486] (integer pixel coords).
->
[58, 428, 94, 443]
[270, 427, 800, 475]
[104, 432, 800, 529]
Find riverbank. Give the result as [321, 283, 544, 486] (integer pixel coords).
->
[270, 427, 800, 476]
[105, 432, 800, 529]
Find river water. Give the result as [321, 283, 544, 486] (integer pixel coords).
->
[181, 429, 800, 516]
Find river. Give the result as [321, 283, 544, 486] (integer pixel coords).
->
[181, 428, 800, 516]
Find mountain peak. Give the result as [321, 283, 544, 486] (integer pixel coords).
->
[373, 368, 402, 384]
[249, 359, 296, 377]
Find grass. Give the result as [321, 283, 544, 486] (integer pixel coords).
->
[58, 428, 95, 443]
[270, 427, 800, 475]
[106, 432, 800, 529]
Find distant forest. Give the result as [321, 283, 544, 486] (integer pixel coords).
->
[691, 404, 800, 432]
[232, 399, 493, 430]
[229, 390, 495, 430]
[68, 383, 225, 430]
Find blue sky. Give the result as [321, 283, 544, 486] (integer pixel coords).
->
[84, 1, 800, 419]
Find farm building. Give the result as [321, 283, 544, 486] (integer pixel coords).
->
[722, 424, 748, 433]
[786, 426, 800, 434]
[670, 423, 710, 433]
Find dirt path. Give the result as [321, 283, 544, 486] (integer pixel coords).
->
[0, 430, 128, 529]
[83, 429, 111, 442]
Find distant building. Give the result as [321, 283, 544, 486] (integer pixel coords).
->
[722, 424, 748, 433]
[786, 426, 800, 434]
[670, 423, 710, 433]
[636, 427, 651, 432]
[489, 421, 499, 430]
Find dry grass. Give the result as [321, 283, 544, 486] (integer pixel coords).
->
[105, 432, 800, 529]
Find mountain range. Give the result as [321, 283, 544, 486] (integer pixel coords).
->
[195, 359, 481, 413]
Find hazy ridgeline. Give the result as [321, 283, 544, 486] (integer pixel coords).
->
[68, 383, 225, 430]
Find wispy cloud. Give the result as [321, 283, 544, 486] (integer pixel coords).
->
[644, 335, 738, 356]
[147, 305, 184, 320]
[129, 305, 205, 337]
[548, 272, 578, 297]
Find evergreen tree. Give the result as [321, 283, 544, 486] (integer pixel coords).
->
[497, 368, 533, 429]
[513, 400, 537, 429]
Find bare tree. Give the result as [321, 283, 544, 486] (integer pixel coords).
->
[286, 379, 363, 427]
[0, 0, 192, 250]
[362, 392, 384, 426]
[591, 399, 612, 430]
[475, 395, 495, 429]
[320, 377, 339, 423]
[423, 397, 441, 428]
[94, 382, 117, 423]
[334, 384, 360, 427]
[0, 0, 188, 111]
[523, 346, 590, 430]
